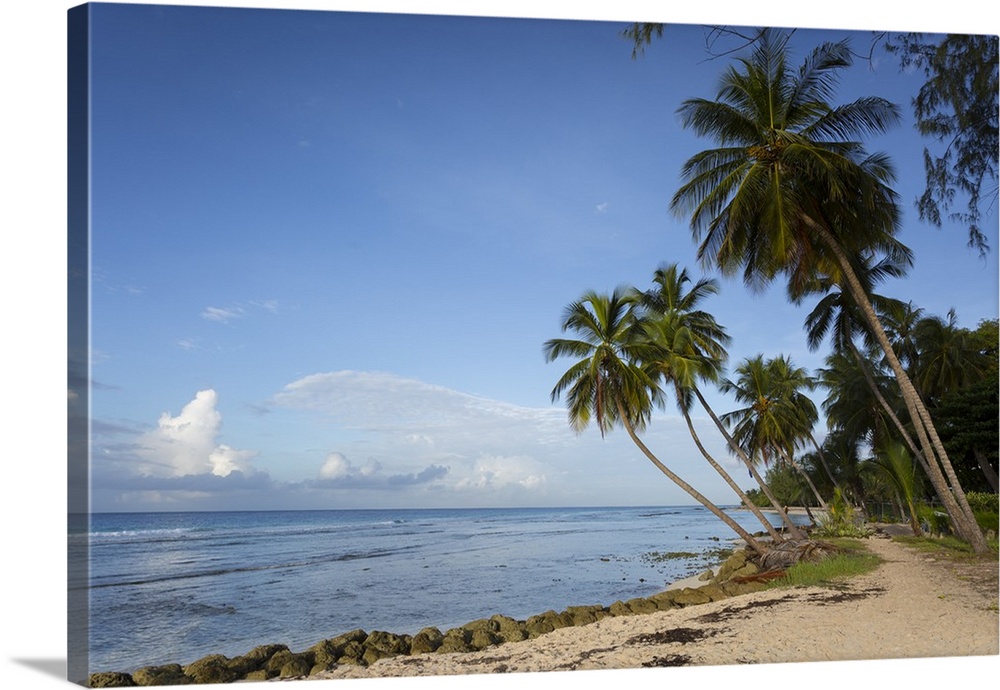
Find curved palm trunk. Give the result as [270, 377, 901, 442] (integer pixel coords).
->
[807, 432, 842, 495]
[614, 399, 768, 557]
[778, 448, 829, 512]
[676, 387, 785, 542]
[693, 389, 807, 540]
[809, 219, 988, 553]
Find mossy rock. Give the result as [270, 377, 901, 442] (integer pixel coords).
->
[715, 550, 750, 582]
[410, 627, 444, 654]
[647, 591, 678, 611]
[184, 654, 239, 684]
[697, 584, 730, 602]
[607, 600, 632, 616]
[564, 605, 602, 626]
[728, 562, 761, 580]
[671, 587, 712, 607]
[307, 639, 341, 667]
[227, 643, 288, 677]
[365, 630, 411, 656]
[469, 628, 502, 650]
[264, 650, 296, 675]
[524, 610, 562, 637]
[437, 628, 475, 653]
[336, 641, 367, 665]
[88, 671, 137, 687]
[327, 628, 369, 649]
[131, 664, 190, 686]
[279, 656, 313, 678]
[243, 669, 269, 682]
[310, 662, 336, 676]
[463, 617, 497, 632]
[489, 614, 528, 642]
[721, 580, 768, 596]
[625, 597, 659, 614]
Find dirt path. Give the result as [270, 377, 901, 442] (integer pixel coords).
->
[306, 534, 998, 680]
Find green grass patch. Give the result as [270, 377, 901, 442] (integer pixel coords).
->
[894, 534, 1000, 558]
[765, 542, 881, 589]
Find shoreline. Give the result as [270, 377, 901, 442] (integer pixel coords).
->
[89, 523, 997, 687]
[88, 544, 770, 686]
[87, 532, 998, 686]
[89, 516, 815, 685]
[309, 532, 998, 681]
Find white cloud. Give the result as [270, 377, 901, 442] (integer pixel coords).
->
[201, 300, 278, 323]
[201, 306, 245, 323]
[135, 389, 256, 477]
[251, 299, 279, 313]
[269, 370, 747, 507]
[595, 202, 609, 213]
[317, 451, 447, 489]
[319, 451, 352, 479]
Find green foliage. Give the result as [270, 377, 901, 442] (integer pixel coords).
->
[915, 503, 952, 536]
[885, 33, 999, 255]
[933, 372, 999, 493]
[966, 491, 999, 534]
[813, 488, 872, 538]
[895, 532, 999, 557]
[746, 463, 814, 508]
[966, 491, 999, 513]
[766, 547, 881, 588]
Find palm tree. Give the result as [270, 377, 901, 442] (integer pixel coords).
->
[669, 28, 988, 552]
[633, 265, 788, 542]
[913, 309, 989, 406]
[874, 442, 925, 536]
[799, 249, 911, 494]
[721, 355, 829, 511]
[543, 288, 768, 556]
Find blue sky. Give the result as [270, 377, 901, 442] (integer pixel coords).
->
[1, 3, 997, 690]
[72, 2, 999, 512]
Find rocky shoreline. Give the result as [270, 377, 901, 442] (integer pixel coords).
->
[88, 548, 771, 687]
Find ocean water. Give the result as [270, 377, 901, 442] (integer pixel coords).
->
[77, 506, 802, 673]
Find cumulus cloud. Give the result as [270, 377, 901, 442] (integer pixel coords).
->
[135, 389, 256, 477]
[595, 202, 609, 213]
[271, 371, 574, 498]
[317, 451, 448, 489]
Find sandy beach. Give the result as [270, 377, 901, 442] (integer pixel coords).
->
[303, 531, 998, 683]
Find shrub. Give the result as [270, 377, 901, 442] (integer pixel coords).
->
[813, 489, 872, 538]
[966, 491, 999, 514]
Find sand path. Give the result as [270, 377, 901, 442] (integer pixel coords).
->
[303, 533, 997, 681]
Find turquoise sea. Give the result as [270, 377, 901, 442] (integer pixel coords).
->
[74, 506, 804, 673]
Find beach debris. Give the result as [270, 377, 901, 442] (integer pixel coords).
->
[756, 539, 840, 571]
[642, 654, 692, 667]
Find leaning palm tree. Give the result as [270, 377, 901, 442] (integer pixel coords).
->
[669, 28, 987, 552]
[632, 265, 789, 542]
[798, 249, 911, 493]
[721, 355, 829, 511]
[543, 287, 768, 556]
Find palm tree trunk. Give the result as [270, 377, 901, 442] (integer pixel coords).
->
[807, 432, 842, 495]
[779, 448, 829, 512]
[614, 398, 768, 557]
[692, 389, 807, 540]
[676, 388, 786, 542]
[974, 449, 999, 493]
[808, 219, 988, 553]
